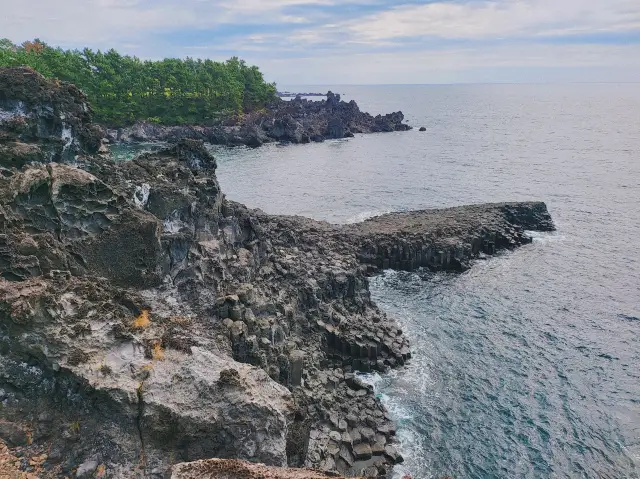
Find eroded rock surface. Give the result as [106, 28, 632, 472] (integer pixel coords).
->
[0, 67, 103, 167]
[109, 91, 411, 147]
[0, 68, 555, 478]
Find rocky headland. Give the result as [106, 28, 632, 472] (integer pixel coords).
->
[107, 92, 411, 148]
[277, 92, 327, 98]
[0, 67, 555, 478]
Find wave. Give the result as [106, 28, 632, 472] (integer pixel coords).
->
[345, 210, 391, 224]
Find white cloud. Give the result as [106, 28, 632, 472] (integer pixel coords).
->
[0, 0, 369, 47]
[1, 0, 639, 83]
[256, 43, 640, 84]
[346, 0, 640, 42]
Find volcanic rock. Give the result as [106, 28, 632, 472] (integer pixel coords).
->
[0, 67, 555, 478]
[113, 91, 412, 147]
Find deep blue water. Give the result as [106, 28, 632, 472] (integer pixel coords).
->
[131, 84, 640, 478]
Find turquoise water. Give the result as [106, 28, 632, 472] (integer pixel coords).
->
[110, 142, 165, 161]
[118, 84, 640, 478]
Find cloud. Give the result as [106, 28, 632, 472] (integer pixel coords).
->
[346, 0, 640, 43]
[1, 0, 639, 83]
[0, 0, 374, 47]
[257, 43, 640, 84]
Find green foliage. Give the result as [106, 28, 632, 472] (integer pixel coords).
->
[0, 39, 277, 127]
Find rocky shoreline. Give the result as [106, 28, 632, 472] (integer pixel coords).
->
[0, 67, 555, 478]
[106, 92, 411, 148]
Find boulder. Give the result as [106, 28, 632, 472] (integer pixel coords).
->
[353, 443, 373, 461]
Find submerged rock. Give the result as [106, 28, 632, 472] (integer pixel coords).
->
[0, 67, 555, 477]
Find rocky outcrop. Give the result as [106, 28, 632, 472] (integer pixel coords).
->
[0, 68, 555, 478]
[108, 91, 411, 148]
[0, 67, 103, 167]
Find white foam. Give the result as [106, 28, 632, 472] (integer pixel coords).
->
[525, 230, 566, 244]
[345, 210, 391, 224]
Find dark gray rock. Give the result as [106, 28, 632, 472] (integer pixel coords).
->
[0, 67, 103, 168]
[113, 91, 411, 148]
[75, 458, 99, 478]
[353, 443, 372, 461]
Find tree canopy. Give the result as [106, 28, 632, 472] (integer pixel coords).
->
[0, 39, 277, 127]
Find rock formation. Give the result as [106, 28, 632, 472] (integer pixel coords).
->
[108, 91, 411, 147]
[0, 67, 555, 478]
[0, 67, 103, 168]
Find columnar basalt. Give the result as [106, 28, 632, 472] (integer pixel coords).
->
[0, 68, 555, 478]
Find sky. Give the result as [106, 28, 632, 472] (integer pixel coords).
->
[2, 0, 640, 84]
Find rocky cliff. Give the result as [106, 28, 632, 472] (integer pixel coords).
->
[108, 92, 411, 147]
[0, 67, 103, 168]
[0, 67, 555, 478]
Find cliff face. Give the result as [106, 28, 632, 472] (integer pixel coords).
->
[0, 67, 555, 478]
[0, 67, 103, 167]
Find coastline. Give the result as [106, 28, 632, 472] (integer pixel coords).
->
[0, 67, 555, 478]
[105, 92, 411, 149]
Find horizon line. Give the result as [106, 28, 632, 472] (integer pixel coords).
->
[279, 81, 640, 86]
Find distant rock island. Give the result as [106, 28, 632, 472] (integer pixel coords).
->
[278, 91, 328, 98]
[108, 91, 411, 148]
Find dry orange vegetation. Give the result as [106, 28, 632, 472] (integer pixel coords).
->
[132, 309, 151, 329]
[0, 441, 40, 479]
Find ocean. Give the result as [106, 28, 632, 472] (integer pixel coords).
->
[131, 84, 640, 478]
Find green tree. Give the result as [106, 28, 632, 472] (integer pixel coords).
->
[0, 39, 278, 127]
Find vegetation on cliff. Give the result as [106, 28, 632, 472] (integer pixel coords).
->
[0, 39, 277, 126]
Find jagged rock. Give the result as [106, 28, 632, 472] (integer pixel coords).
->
[383, 445, 403, 464]
[371, 442, 385, 456]
[326, 117, 345, 139]
[353, 443, 373, 461]
[114, 91, 411, 147]
[0, 67, 102, 166]
[339, 444, 354, 467]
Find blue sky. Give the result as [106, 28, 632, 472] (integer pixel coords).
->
[3, 0, 640, 84]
